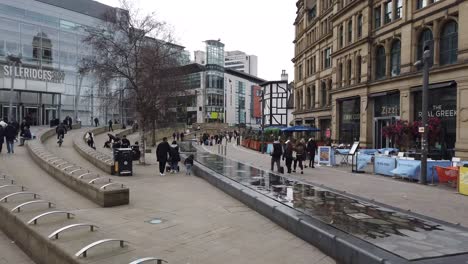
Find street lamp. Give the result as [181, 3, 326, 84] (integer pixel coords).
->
[414, 47, 432, 185]
[260, 89, 265, 154]
[6, 54, 22, 122]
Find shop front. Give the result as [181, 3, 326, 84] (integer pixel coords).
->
[339, 97, 360, 144]
[412, 81, 456, 159]
[0, 89, 60, 125]
[372, 92, 400, 149]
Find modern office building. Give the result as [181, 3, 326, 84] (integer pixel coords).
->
[224, 68, 265, 127]
[0, 0, 118, 125]
[224, 50, 258, 76]
[293, 0, 468, 158]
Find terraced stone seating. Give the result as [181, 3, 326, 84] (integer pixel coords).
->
[0, 172, 166, 264]
[73, 126, 134, 174]
[26, 128, 129, 207]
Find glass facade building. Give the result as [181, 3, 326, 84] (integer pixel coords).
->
[204, 40, 225, 122]
[0, 0, 118, 125]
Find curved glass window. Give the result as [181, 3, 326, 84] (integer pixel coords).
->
[391, 40, 401, 76]
[375, 46, 386, 80]
[440, 21, 458, 66]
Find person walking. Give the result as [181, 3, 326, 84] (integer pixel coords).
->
[169, 141, 180, 173]
[94, 117, 99, 127]
[293, 139, 306, 174]
[85, 131, 96, 149]
[184, 154, 194, 175]
[180, 132, 185, 142]
[306, 137, 317, 168]
[19, 126, 32, 146]
[5, 122, 17, 154]
[172, 132, 176, 141]
[271, 137, 283, 172]
[283, 140, 294, 173]
[0, 122, 5, 153]
[108, 119, 113, 132]
[121, 135, 131, 148]
[156, 137, 170, 176]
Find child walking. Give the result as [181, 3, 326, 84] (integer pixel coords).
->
[184, 154, 194, 175]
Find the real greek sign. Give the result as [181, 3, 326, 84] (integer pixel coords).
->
[3, 65, 65, 83]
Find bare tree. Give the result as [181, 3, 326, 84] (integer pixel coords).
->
[81, 0, 187, 164]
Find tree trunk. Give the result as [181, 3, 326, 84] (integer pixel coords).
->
[139, 116, 146, 165]
[151, 119, 156, 147]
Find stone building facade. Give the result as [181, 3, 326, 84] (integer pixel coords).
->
[293, 0, 468, 159]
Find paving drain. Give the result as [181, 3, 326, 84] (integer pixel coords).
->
[148, 218, 163, 224]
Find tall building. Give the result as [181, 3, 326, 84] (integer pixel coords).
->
[0, 0, 117, 125]
[293, 0, 468, 158]
[224, 50, 258, 76]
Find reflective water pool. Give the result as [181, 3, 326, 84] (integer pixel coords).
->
[195, 153, 468, 260]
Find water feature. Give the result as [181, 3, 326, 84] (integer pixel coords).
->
[194, 153, 468, 260]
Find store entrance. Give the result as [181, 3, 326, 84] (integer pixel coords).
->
[374, 117, 397, 149]
[45, 108, 57, 126]
[24, 107, 39, 126]
[2, 106, 18, 122]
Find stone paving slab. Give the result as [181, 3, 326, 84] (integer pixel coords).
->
[0, 128, 333, 264]
[200, 141, 468, 227]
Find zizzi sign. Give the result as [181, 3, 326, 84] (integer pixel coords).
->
[3, 65, 65, 83]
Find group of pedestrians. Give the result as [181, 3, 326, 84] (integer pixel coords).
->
[172, 131, 185, 142]
[271, 137, 317, 174]
[156, 137, 193, 176]
[0, 119, 34, 154]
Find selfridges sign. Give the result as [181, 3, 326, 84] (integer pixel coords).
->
[3, 65, 65, 83]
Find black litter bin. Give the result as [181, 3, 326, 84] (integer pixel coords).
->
[131, 145, 141, 161]
[113, 148, 133, 176]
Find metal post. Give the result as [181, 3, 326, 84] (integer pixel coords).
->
[420, 49, 431, 185]
[261, 89, 265, 154]
[8, 66, 15, 122]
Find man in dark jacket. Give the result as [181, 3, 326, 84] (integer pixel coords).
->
[271, 137, 283, 172]
[306, 137, 317, 168]
[121, 135, 131, 148]
[108, 119, 113, 132]
[156, 137, 170, 176]
[5, 122, 17, 154]
[56, 122, 67, 140]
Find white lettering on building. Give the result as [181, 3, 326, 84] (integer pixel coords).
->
[3, 65, 65, 83]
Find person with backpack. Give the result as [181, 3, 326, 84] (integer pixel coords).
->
[306, 137, 317, 168]
[271, 137, 283, 173]
[85, 131, 96, 149]
[4, 122, 17, 154]
[293, 138, 306, 174]
[169, 141, 180, 173]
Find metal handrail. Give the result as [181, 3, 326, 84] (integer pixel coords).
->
[0, 179, 15, 185]
[89, 178, 112, 184]
[0, 185, 25, 191]
[75, 239, 128, 258]
[27, 211, 74, 225]
[1, 192, 40, 202]
[56, 162, 69, 167]
[48, 223, 98, 239]
[129, 257, 168, 264]
[62, 165, 75, 171]
[100, 183, 123, 190]
[11, 200, 54, 212]
[77, 172, 93, 179]
[70, 169, 85, 174]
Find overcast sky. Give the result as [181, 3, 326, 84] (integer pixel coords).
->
[96, 0, 297, 81]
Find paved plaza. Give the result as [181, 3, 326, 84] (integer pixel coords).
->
[0, 127, 334, 264]
[200, 140, 468, 228]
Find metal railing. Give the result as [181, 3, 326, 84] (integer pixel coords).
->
[129, 257, 168, 264]
[75, 239, 128, 258]
[1, 192, 40, 202]
[11, 200, 54, 213]
[48, 223, 98, 239]
[100, 183, 124, 190]
[0, 185, 25, 191]
[27, 211, 75, 225]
